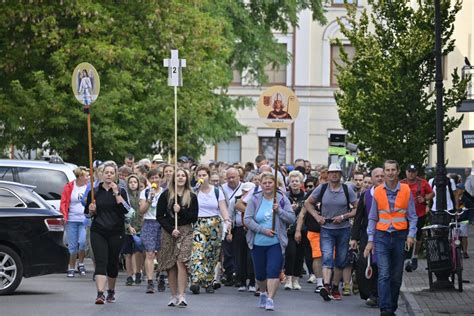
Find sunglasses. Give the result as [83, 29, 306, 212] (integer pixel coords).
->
[306, 185, 314, 189]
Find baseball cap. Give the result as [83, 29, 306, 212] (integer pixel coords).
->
[406, 163, 417, 172]
[241, 182, 256, 192]
[178, 156, 189, 163]
[328, 163, 342, 173]
[152, 154, 164, 163]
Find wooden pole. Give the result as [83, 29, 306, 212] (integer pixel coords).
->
[272, 128, 281, 231]
[87, 111, 95, 203]
[174, 86, 178, 230]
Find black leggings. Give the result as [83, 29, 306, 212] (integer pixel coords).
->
[91, 231, 124, 278]
[285, 234, 305, 277]
[233, 227, 255, 286]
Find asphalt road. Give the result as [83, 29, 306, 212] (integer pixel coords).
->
[1, 266, 408, 316]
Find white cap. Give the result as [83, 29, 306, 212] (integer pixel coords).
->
[328, 163, 342, 173]
[241, 182, 256, 192]
[152, 154, 164, 163]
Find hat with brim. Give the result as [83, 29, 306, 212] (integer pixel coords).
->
[328, 163, 342, 173]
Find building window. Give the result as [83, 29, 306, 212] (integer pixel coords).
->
[259, 137, 286, 164]
[216, 137, 241, 163]
[331, 0, 357, 6]
[330, 44, 355, 86]
[263, 44, 287, 85]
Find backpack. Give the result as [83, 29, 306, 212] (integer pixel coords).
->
[305, 183, 351, 232]
[429, 177, 455, 207]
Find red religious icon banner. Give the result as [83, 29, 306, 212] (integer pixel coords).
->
[257, 86, 299, 128]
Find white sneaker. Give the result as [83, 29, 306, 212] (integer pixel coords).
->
[238, 286, 247, 292]
[248, 286, 256, 292]
[307, 274, 317, 284]
[292, 278, 302, 290]
[284, 279, 293, 290]
[265, 298, 274, 311]
[167, 296, 179, 307]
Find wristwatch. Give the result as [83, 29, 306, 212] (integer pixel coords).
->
[113, 191, 120, 196]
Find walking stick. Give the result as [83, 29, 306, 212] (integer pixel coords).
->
[272, 129, 281, 231]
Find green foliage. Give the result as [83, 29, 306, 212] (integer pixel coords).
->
[335, 0, 467, 170]
[0, 0, 325, 165]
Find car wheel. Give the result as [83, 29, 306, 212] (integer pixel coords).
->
[0, 245, 23, 295]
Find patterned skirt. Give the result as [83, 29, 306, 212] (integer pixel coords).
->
[156, 224, 193, 272]
[189, 216, 222, 287]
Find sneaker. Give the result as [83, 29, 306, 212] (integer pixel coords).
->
[177, 297, 187, 308]
[238, 286, 247, 292]
[331, 287, 342, 300]
[405, 260, 413, 272]
[411, 258, 418, 271]
[126, 276, 134, 286]
[319, 285, 331, 301]
[67, 269, 75, 278]
[342, 283, 351, 296]
[464, 252, 470, 259]
[212, 280, 221, 290]
[292, 278, 302, 290]
[106, 289, 116, 303]
[158, 278, 166, 292]
[146, 280, 156, 294]
[254, 289, 261, 297]
[190, 284, 200, 294]
[366, 296, 378, 307]
[259, 292, 268, 308]
[314, 285, 324, 293]
[168, 296, 179, 307]
[95, 291, 105, 304]
[78, 264, 86, 276]
[205, 286, 215, 294]
[248, 285, 256, 292]
[135, 272, 142, 285]
[265, 298, 274, 311]
[284, 279, 293, 290]
[307, 274, 317, 284]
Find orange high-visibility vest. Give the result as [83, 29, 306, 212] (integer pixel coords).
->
[373, 183, 411, 231]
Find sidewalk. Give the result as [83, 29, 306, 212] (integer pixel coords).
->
[401, 227, 474, 315]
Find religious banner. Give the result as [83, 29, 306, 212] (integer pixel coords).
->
[71, 62, 100, 110]
[256, 85, 300, 128]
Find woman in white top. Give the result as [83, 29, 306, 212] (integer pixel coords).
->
[60, 167, 89, 278]
[189, 165, 231, 294]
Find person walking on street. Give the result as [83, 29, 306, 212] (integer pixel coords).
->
[85, 162, 130, 305]
[364, 160, 417, 316]
[400, 163, 434, 271]
[156, 168, 198, 308]
[304, 163, 357, 302]
[60, 167, 90, 278]
[350, 167, 384, 307]
[244, 172, 295, 311]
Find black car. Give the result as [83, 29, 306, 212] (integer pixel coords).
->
[0, 181, 68, 295]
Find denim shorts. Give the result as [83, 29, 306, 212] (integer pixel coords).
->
[140, 219, 162, 252]
[320, 227, 351, 269]
[66, 221, 87, 254]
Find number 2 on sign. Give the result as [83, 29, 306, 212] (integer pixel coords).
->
[172, 67, 177, 74]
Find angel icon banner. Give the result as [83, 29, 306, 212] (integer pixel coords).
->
[71, 63, 100, 108]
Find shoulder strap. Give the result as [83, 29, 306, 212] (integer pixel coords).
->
[342, 183, 351, 210]
[416, 177, 422, 195]
[316, 183, 329, 209]
[214, 186, 219, 201]
[145, 187, 151, 200]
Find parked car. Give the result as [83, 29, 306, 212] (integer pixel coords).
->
[0, 158, 76, 210]
[0, 180, 69, 295]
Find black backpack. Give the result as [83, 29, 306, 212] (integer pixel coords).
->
[305, 183, 351, 232]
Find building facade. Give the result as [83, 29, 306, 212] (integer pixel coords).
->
[202, 0, 474, 170]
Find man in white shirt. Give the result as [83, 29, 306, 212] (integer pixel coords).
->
[429, 177, 458, 211]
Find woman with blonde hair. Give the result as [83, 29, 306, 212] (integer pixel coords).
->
[85, 162, 129, 304]
[156, 168, 198, 308]
[244, 172, 295, 311]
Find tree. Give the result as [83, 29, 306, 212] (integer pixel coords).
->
[334, 0, 468, 170]
[0, 1, 326, 165]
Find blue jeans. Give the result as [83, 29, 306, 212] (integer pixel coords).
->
[320, 227, 350, 269]
[374, 230, 408, 312]
[66, 221, 87, 254]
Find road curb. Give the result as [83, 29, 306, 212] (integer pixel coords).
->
[401, 281, 424, 316]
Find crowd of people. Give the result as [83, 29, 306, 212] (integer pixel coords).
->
[59, 153, 473, 315]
